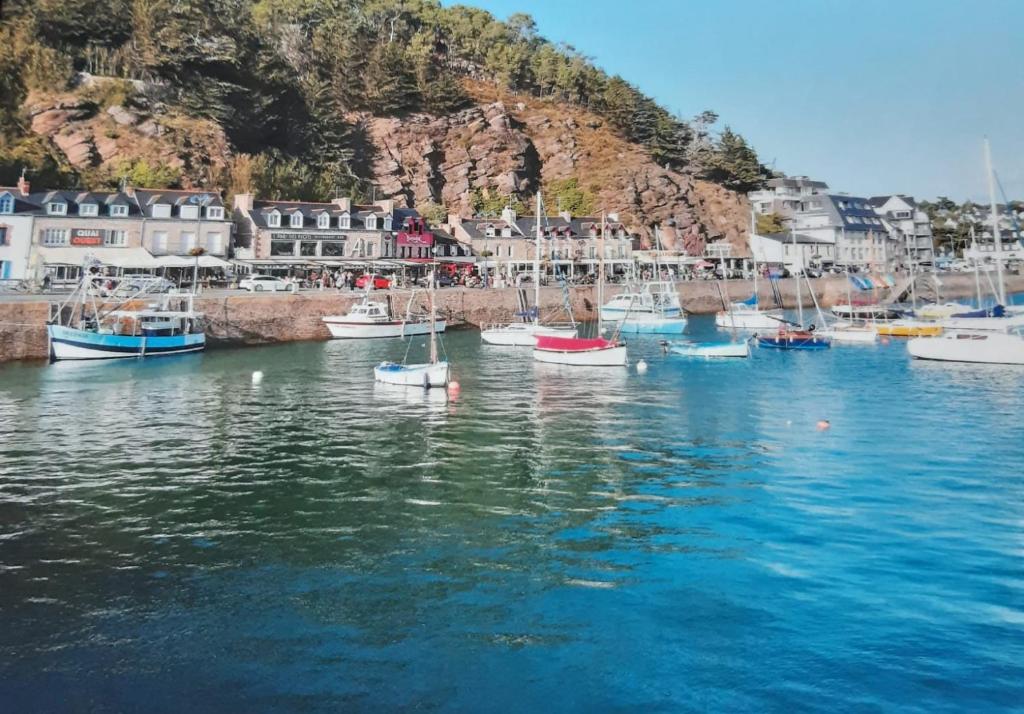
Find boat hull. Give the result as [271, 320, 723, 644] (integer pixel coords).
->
[908, 333, 1024, 365]
[670, 341, 750, 358]
[48, 324, 205, 361]
[608, 316, 687, 334]
[875, 321, 942, 337]
[600, 306, 682, 321]
[480, 323, 577, 346]
[532, 343, 628, 366]
[818, 326, 879, 343]
[939, 314, 1024, 333]
[373, 361, 450, 387]
[322, 318, 446, 339]
[714, 309, 784, 330]
[831, 304, 903, 320]
[756, 332, 831, 350]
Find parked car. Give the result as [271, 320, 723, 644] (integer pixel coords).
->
[435, 273, 455, 287]
[240, 274, 291, 292]
[355, 273, 391, 290]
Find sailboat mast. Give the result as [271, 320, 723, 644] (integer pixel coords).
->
[598, 210, 606, 335]
[429, 254, 438, 364]
[750, 209, 759, 306]
[984, 137, 1007, 305]
[792, 227, 803, 326]
[534, 193, 542, 326]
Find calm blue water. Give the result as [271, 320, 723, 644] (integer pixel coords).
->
[1, 316, 1023, 712]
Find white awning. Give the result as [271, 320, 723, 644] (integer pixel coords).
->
[154, 255, 194, 268]
[41, 247, 160, 269]
[197, 255, 232, 268]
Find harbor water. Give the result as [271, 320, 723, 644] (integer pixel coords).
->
[1, 317, 1023, 712]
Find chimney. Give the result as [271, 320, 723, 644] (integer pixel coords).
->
[607, 212, 619, 223]
[233, 192, 254, 212]
[374, 198, 394, 214]
[16, 171, 29, 197]
[500, 206, 517, 224]
[559, 210, 572, 222]
[332, 197, 351, 212]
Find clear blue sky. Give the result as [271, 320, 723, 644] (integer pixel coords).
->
[443, 0, 1024, 202]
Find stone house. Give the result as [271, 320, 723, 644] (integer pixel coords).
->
[134, 189, 231, 258]
[232, 195, 422, 272]
[446, 206, 634, 278]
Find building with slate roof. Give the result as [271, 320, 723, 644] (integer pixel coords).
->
[749, 176, 829, 220]
[791, 194, 900, 271]
[446, 206, 635, 279]
[869, 195, 934, 264]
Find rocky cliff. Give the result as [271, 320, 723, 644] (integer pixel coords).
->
[23, 79, 751, 255]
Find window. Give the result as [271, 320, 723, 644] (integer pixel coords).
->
[367, 243, 374, 257]
[0, 226, 7, 245]
[267, 211, 281, 228]
[79, 203, 98, 217]
[42, 228, 69, 246]
[47, 202, 67, 216]
[206, 206, 224, 220]
[152, 231, 169, 253]
[205, 232, 223, 253]
[270, 240, 294, 256]
[110, 204, 129, 217]
[105, 230, 127, 246]
[0, 260, 8, 280]
[339, 213, 350, 229]
[181, 232, 197, 252]
[180, 205, 199, 220]
[321, 241, 345, 257]
[0, 195, 12, 214]
[383, 216, 392, 231]
[152, 204, 171, 218]
[290, 212, 303, 228]
[317, 214, 330, 229]
[365, 215, 377, 230]
[300, 241, 318, 256]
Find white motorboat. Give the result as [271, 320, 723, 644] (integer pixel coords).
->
[939, 313, 1024, 334]
[599, 281, 683, 322]
[482, 194, 578, 346]
[915, 302, 972, 320]
[908, 330, 1024, 365]
[831, 303, 903, 320]
[323, 293, 443, 339]
[669, 340, 750, 358]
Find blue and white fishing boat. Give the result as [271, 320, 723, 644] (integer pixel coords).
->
[669, 339, 750, 358]
[47, 271, 205, 362]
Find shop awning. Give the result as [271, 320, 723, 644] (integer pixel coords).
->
[41, 247, 160, 269]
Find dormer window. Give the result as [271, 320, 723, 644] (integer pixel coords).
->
[485, 225, 495, 237]
[317, 213, 330, 229]
[290, 211, 303, 228]
[79, 203, 98, 217]
[110, 204, 128, 217]
[267, 211, 281, 228]
[365, 215, 378, 230]
[338, 212, 350, 229]
[152, 203, 171, 219]
[0, 194, 12, 214]
[383, 216, 393, 231]
[180, 204, 199, 220]
[47, 202, 67, 216]
[206, 206, 224, 220]
[501, 227, 512, 237]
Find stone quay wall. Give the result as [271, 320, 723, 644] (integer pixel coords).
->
[2, 273, 1022, 363]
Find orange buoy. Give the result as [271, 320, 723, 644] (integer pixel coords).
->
[816, 420, 831, 431]
[447, 380, 461, 397]
[880, 337, 890, 345]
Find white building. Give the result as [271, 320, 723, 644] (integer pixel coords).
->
[750, 231, 836, 272]
[792, 194, 899, 271]
[0, 176, 36, 281]
[749, 176, 829, 220]
[869, 195, 934, 264]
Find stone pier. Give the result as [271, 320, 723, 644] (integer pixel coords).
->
[1, 273, 1021, 363]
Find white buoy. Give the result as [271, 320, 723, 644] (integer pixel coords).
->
[251, 370, 264, 384]
[636, 359, 648, 374]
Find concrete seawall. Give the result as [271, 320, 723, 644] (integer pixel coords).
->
[2, 273, 1021, 363]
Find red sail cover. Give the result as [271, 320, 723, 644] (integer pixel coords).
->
[535, 336, 615, 351]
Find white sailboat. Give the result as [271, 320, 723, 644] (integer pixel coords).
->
[533, 211, 627, 366]
[600, 226, 687, 334]
[814, 268, 877, 343]
[909, 138, 1024, 364]
[374, 259, 450, 388]
[481, 194, 577, 346]
[715, 211, 785, 330]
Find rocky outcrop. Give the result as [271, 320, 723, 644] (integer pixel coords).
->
[354, 85, 752, 255]
[25, 89, 231, 186]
